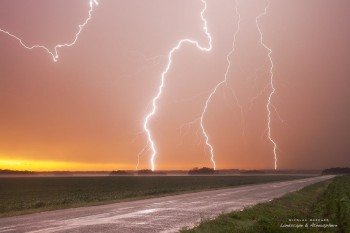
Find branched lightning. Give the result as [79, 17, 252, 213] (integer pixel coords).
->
[0, 0, 98, 62]
[199, 0, 241, 170]
[143, 0, 212, 171]
[256, 1, 278, 170]
[224, 86, 247, 144]
[136, 142, 149, 171]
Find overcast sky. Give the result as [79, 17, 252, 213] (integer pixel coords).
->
[0, 0, 349, 171]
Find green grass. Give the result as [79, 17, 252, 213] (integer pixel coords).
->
[313, 176, 350, 233]
[0, 175, 306, 217]
[181, 176, 350, 233]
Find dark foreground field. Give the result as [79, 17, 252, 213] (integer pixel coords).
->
[0, 175, 308, 217]
[182, 175, 350, 233]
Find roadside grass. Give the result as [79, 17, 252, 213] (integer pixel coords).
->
[0, 175, 306, 217]
[313, 176, 350, 233]
[181, 176, 350, 233]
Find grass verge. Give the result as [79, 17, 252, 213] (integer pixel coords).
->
[0, 175, 306, 217]
[181, 176, 350, 233]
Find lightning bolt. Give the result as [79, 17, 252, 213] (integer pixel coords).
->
[0, 0, 98, 62]
[256, 1, 278, 170]
[199, 0, 241, 170]
[143, 0, 212, 171]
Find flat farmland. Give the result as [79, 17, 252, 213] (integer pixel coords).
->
[0, 175, 309, 216]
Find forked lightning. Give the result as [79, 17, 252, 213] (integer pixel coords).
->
[0, 0, 98, 62]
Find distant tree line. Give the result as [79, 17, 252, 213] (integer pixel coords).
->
[188, 167, 215, 175]
[322, 167, 350, 175]
[137, 169, 166, 175]
[0, 169, 35, 175]
[137, 169, 153, 175]
[110, 170, 131, 176]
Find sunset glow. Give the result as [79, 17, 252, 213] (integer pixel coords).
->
[0, 158, 128, 171]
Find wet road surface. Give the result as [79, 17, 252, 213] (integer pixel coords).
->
[0, 176, 333, 233]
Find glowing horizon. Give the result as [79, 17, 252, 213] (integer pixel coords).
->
[0, 159, 129, 172]
[0, 158, 301, 172]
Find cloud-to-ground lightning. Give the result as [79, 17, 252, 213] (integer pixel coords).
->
[143, 0, 213, 171]
[0, 0, 98, 62]
[256, 1, 278, 170]
[199, 0, 241, 170]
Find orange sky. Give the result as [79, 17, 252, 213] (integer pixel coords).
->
[0, 0, 349, 171]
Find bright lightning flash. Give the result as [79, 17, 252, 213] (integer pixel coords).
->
[200, 0, 241, 171]
[256, 1, 278, 170]
[0, 0, 98, 62]
[143, 0, 212, 171]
